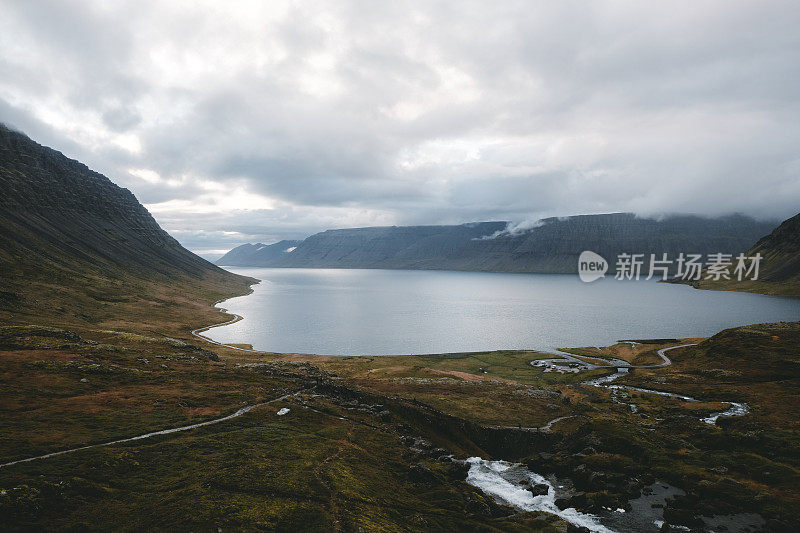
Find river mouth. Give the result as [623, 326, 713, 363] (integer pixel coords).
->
[207, 268, 800, 355]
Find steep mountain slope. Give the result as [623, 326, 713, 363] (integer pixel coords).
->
[681, 211, 800, 296]
[223, 214, 775, 273]
[493, 213, 772, 273]
[259, 222, 506, 269]
[749, 212, 800, 282]
[0, 124, 254, 329]
[217, 240, 302, 266]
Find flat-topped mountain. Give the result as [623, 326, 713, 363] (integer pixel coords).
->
[220, 222, 507, 269]
[216, 240, 302, 267]
[0, 124, 253, 326]
[219, 213, 776, 273]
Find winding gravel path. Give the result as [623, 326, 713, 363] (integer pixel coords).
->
[643, 343, 696, 368]
[487, 415, 582, 433]
[0, 391, 301, 469]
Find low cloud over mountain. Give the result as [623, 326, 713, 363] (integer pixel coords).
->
[2, 1, 798, 254]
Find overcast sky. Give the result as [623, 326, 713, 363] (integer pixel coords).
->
[2, 1, 799, 258]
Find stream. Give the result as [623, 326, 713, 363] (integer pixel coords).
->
[465, 344, 752, 532]
[465, 457, 617, 532]
[546, 344, 749, 425]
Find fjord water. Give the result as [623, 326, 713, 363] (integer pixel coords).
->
[208, 268, 800, 355]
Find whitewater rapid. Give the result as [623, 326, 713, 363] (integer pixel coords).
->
[465, 457, 618, 533]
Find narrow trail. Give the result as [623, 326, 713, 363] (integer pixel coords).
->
[488, 414, 583, 433]
[542, 342, 690, 372]
[539, 414, 579, 432]
[638, 343, 692, 368]
[0, 391, 302, 469]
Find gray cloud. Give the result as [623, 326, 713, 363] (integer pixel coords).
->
[1, 0, 798, 255]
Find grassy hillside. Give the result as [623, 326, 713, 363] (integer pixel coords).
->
[679, 212, 800, 297]
[0, 124, 255, 334]
[2, 126, 798, 531]
[3, 321, 799, 530]
[0, 326, 565, 531]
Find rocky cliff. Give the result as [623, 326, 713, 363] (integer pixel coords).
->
[259, 222, 507, 269]
[221, 214, 776, 273]
[484, 213, 774, 273]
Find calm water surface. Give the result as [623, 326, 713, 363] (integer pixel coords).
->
[207, 268, 800, 355]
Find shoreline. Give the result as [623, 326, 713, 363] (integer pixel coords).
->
[189, 286, 274, 353]
[201, 267, 800, 358]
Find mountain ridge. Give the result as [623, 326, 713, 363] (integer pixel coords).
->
[676, 211, 800, 296]
[750, 212, 800, 283]
[217, 213, 777, 274]
[216, 239, 303, 267]
[0, 124, 254, 329]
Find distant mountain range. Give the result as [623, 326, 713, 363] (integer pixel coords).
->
[217, 213, 777, 274]
[3, 121, 790, 312]
[0, 124, 252, 324]
[215, 240, 303, 267]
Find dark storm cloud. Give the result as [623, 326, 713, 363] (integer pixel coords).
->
[1, 0, 798, 253]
